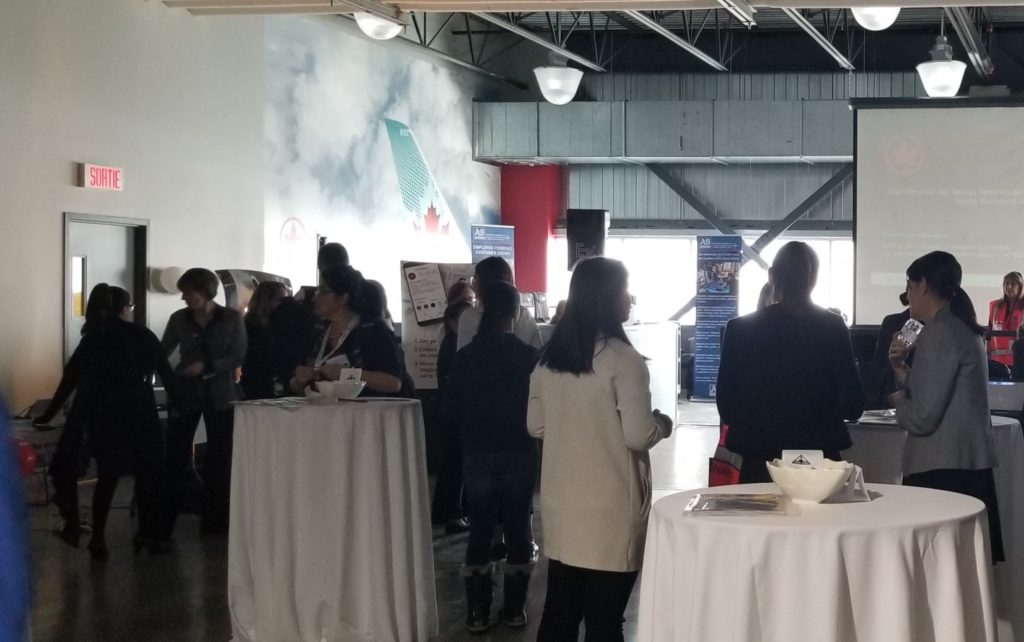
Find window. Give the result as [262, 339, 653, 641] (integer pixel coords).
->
[547, 233, 854, 324]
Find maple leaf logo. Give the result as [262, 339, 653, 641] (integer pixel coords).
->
[885, 137, 923, 175]
[416, 202, 449, 235]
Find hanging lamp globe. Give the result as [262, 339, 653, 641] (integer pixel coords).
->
[533, 66, 584, 105]
[851, 7, 900, 31]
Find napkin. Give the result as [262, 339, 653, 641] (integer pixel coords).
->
[835, 464, 871, 502]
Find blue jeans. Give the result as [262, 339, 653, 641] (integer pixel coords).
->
[462, 449, 537, 566]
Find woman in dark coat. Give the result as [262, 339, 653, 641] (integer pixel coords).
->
[241, 280, 288, 400]
[36, 284, 175, 558]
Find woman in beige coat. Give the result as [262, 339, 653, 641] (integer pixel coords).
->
[528, 257, 673, 642]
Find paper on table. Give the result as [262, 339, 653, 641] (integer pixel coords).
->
[857, 409, 899, 425]
[684, 493, 798, 516]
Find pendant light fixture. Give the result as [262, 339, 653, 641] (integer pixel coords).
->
[916, 14, 967, 98]
[354, 12, 404, 40]
[850, 7, 900, 31]
[533, 67, 584, 105]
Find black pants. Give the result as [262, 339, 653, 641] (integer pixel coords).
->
[537, 559, 639, 642]
[163, 404, 234, 537]
[903, 467, 1005, 564]
[462, 450, 536, 566]
[431, 418, 464, 524]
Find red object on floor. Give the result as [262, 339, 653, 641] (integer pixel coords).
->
[14, 439, 36, 479]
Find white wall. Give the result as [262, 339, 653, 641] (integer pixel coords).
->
[0, 0, 264, 410]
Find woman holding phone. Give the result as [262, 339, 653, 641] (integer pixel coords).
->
[888, 251, 1003, 562]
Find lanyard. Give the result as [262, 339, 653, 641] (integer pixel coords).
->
[314, 315, 360, 368]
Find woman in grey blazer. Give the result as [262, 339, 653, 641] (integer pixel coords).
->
[888, 251, 1003, 562]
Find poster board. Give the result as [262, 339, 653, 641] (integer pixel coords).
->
[400, 260, 475, 390]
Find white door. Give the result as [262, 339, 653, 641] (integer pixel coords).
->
[65, 215, 146, 360]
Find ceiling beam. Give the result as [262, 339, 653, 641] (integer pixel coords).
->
[469, 12, 606, 71]
[167, 0, 406, 20]
[779, 8, 854, 71]
[621, 10, 727, 71]
[715, 0, 755, 28]
[944, 7, 995, 78]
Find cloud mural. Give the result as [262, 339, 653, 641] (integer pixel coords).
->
[263, 16, 500, 307]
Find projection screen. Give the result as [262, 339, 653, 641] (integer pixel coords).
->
[855, 105, 1024, 325]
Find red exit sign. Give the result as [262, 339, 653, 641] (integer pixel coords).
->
[78, 163, 123, 191]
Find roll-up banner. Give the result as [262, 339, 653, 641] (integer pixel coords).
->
[470, 224, 515, 272]
[693, 236, 741, 400]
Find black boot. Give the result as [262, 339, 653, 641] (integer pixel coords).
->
[461, 563, 493, 634]
[498, 561, 534, 628]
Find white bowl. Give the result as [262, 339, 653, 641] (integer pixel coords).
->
[766, 459, 852, 504]
[335, 380, 366, 400]
[313, 379, 366, 401]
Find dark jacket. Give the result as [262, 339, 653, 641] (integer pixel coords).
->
[311, 317, 412, 397]
[875, 309, 911, 407]
[716, 304, 865, 457]
[57, 319, 176, 472]
[241, 320, 275, 400]
[162, 304, 247, 411]
[444, 333, 538, 455]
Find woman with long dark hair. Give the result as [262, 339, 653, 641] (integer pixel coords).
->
[290, 265, 409, 396]
[445, 281, 539, 632]
[528, 257, 673, 641]
[889, 250, 1003, 562]
[36, 284, 175, 557]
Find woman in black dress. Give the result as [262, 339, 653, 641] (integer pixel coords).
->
[36, 284, 175, 558]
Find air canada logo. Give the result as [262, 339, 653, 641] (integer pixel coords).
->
[885, 137, 923, 175]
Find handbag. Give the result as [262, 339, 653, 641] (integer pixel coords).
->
[707, 423, 742, 487]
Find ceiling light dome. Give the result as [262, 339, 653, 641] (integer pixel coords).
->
[916, 35, 967, 97]
[851, 7, 900, 31]
[533, 66, 584, 106]
[354, 12, 403, 40]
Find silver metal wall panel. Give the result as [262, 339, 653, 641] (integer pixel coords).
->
[802, 101, 853, 157]
[538, 102, 624, 157]
[568, 163, 853, 224]
[473, 102, 537, 158]
[580, 72, 920, 102]
[713, 101, 802, 157]
[625, 101, 715, 158]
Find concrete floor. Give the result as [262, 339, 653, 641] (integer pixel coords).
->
[27, 402, 721, 642]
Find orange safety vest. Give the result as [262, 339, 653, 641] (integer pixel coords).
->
[988, 299, 1024, 367]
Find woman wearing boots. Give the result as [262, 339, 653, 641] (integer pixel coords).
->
[445, 281, 539, 633]
[528, 258, 673, 642]
[35, 284, 176, 557]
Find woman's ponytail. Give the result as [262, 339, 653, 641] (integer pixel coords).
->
[950, 286, 985, 336]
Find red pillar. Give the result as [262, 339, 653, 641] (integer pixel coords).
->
[500, 165, 564, 292]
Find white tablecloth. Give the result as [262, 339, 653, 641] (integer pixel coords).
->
[228, 399, 438, 642]
[638, 484, 997, 642]
[845, 416, 1024, 640]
